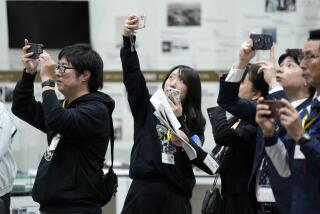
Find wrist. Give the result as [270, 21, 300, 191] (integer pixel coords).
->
[263, 129, 275, 138]
[123, 30, 130, 37]
[41, 76, 53, 82]
[296, 132, 311, 145]
[41, 79, 55, 88]
[234, 60, 248, 70]
[293, 129, 305, 142]
[25, 68, 37, 75]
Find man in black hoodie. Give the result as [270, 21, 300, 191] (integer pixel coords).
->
[12, 39, 115, 214]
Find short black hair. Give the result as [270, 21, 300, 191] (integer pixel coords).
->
[241, 63, 269, 97]
[278, 49, 303, 65]
[58, 44, 103, 92]
[308, 29, 320, 40]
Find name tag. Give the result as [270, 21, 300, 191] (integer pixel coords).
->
[294, 145, 305, 159]
[203, 154, 219, 174]
[256, 186, 275, 202]
[162, 153, 175, 165]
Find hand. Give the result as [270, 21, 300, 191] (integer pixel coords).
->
[256, 45, 278, 87]
[38, 51, 56, 81]
[256, 97, 276, 137]
[234, 38, 256, 69]
[123, 16, 139, 37]
[167, 97, 182, 117]
[21, 39, 39, 74]
[171, 130, 189, 147]
[278, 99, 304, 141]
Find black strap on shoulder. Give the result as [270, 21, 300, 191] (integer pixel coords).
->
[108, 116, 115, 169]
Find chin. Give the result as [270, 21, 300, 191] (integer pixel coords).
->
[57, 86, 64, 93]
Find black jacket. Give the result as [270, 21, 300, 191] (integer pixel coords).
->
[12, 71, 115, 214]
[120, 36, 211, 199]
[208, 106, 257, 214]
[217, 75, 294, 214]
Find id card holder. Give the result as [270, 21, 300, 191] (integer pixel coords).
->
[256, 186, 275, 202]
[162, 153, 175, 165]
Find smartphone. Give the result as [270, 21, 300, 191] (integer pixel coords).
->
[137, 15, 146, 29]
[261, 100, 283, 118]
[250, 34, 273, 50]
[167, 87, 180, 101]
[27, 43, 44, 59]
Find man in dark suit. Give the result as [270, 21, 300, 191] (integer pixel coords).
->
[256, 29, 320, 214]
[217, 37, 312, 214]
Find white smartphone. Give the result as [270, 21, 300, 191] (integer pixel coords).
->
[167, 87, 180, 101]
[137, 15, 146, 29]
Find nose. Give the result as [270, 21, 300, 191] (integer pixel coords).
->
[300, 58, 307, 70]
[169, 79, 177, 88]
[55, 70, 62, 77]
[276, 67, 283, 74]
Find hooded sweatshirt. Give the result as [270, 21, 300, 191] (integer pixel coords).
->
[12, 71, 115, 214]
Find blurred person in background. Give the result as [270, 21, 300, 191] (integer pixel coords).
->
[0, 101, 17, 214]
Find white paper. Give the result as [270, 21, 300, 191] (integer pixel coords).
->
[150, 89, 197, 160]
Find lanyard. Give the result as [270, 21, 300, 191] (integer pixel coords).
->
[301, 110, 320, 130]
[62, 99, 69, 108]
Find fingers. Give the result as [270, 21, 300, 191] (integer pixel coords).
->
[167, 97, 174, 108]
[279, 98, 293, 109]
[269, 44, 276, 64]
[124, 16, 138, 29]
[24, 39, 29, 46]
[241, 40, 254, 54]
[22, 44, 31, 54]
[256, 97, 272, 117]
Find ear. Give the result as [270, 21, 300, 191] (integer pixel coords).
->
[81, 70, 91, 82]
[251, 91, 262, 101]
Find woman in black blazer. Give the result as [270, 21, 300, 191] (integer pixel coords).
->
[207, 64, 269, 214]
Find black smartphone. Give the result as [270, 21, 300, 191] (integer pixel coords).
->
[27, 43, 44, 59]
[250, 34, 273, 50]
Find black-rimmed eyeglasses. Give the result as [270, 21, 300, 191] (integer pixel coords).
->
[301, 52, 320, 62]
[55, 64, 76, 73]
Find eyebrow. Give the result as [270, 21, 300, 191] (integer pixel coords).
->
[303, 50, 316, 54]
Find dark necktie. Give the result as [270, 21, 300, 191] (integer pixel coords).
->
[258, 158, 270, 186]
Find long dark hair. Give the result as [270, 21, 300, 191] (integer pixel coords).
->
[162, 65, 206, 136]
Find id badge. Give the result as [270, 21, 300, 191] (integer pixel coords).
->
[256, 186, 275, 202]
[162, 153, 175, 165]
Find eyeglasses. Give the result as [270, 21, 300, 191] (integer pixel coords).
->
[55, 64, 76, 73]
[301, 52, 320, 62]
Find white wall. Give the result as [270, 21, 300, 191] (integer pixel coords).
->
[2, 0, 320, 71]
[1, 0, 320, 171]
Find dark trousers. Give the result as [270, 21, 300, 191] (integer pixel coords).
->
[121, 179, 191, 214]
[0, 192, 10, 214]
